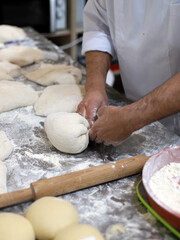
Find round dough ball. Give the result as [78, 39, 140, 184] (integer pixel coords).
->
[54, 224, 105, 240]
[25, 196, 79, 240]
[0, 212, 35, 240]
[44, 112, 89, 154]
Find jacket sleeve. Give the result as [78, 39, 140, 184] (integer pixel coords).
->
[82, 0, 116, 57]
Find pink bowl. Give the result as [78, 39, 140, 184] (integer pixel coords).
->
[142, 146, 180, 230]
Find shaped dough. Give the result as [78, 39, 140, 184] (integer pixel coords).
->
[0, 46, 44, 66]
[0, 61, 21, 77]
[55, 224, 105, 240]
[0, 69, 12, 81]
[34, 84, 85, 116]
[0, 160, 7, 193]
[44, 112, 89, 154]
[25, 196, 79, 240]
[0, 131, 13, 193]
[0, 80, 38, 113]
[0, 25, 26, 43]
[0, 212, 35, 240]
[26, 63, 82, 86]
[0, 131, 13, 162]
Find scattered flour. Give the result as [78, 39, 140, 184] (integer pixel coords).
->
[25, 150, 60, 167]
[149, 162, 180, 214]
[105, 223, 125, 240]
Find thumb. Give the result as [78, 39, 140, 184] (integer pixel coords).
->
[97, 106, 108, 117]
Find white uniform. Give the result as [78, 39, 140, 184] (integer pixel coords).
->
[82, 0, 180, 135]
[82, 0, 180, 100]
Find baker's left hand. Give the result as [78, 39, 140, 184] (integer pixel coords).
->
[89, 105, 135, 145]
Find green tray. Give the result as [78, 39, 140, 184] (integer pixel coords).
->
[136, 179, 180, 239]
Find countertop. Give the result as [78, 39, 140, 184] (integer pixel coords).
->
[0, 28, 180, 240]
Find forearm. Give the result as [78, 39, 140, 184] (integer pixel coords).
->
[77, 51, 112, 123]
[128, 72, 180, 131]
[85, 51, 112, 92]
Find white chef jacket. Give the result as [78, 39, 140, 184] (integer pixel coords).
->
[82, 0, 180, 101]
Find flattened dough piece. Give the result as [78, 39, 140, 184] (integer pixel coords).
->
[25, 196, 79, 240]
[44, 112, 89, 154]
[0, 46, 44, 66]
[34, 84, 85, 116]
[26, 63, 82, 86]
[0, 131, 13, 193]
[0, 61, 21, 77]
[0, 160, 7, 193]
[0, 131, 13, 161]
[0, 69, 12, 81]
[55, 224, 105, 240]
[0, 25, 26, 43]
[0, 80, 38, 113]
[0, 212, 35, 240]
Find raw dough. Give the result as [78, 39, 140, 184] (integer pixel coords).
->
[0, 25, 26, 43]
[0, 131, 13, 193]
[25, 196, 79, 240]
[26, 63, 82, 86]
[0, 131, 13, 162]
[0, 60, 21, 77]
[34, 84, 85, 116]
[54, 224, 105, 240]
[0, 69, 12, 80]
[0, 212, 35, 240]
[0, 46, 44, 66]
[44, 112, 89, 154]
[0, 160, 7, 193]
[0, 80, 38, 113]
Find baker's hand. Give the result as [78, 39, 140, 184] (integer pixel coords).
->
[89, 105, 136, 145]
[77, 89, 108, 126]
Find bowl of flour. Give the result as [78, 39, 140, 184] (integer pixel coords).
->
[142, 146, 180, 230]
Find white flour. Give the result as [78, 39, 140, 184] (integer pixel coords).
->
[149, 162, 180, 214]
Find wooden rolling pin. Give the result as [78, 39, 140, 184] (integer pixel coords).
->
[0, 154, 149, 208]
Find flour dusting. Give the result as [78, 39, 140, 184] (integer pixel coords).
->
[149, 162, 180, 214]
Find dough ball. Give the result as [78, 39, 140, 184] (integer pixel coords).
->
[25, 196, 79, 240]
[0, 131, 13, 161]
[34, 84, 85, 116]
[26, 63, 82, 86]
[0, 46, 44, 66]
[54, 224, 105, 240]
[0, 80, 38, 113]
[44, 112, 89, 154]
[0, 25, 26, 43]
[0, 60, 21, 77]
[0, 212, 35, 240]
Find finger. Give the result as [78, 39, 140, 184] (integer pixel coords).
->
[86, 106, 98, 124]
[103, 141, 111, 146]
[95, 138, 103, 144]
[97, 106, 108, 117]
[77, 102, 86, 118]
[88, 128, 97, 141]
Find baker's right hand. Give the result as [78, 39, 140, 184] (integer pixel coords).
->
[77, 89, 108, 126]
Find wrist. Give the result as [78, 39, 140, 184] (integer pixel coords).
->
[119, 102, 149, 134]
[127, 100, 153, 132]
[85, 77, 106, 91]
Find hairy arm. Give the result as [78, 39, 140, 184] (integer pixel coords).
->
[131, 72, 180, 129]
[89, 72, 180, 144]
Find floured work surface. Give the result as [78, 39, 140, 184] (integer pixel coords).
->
[0, 28, 180, 240]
